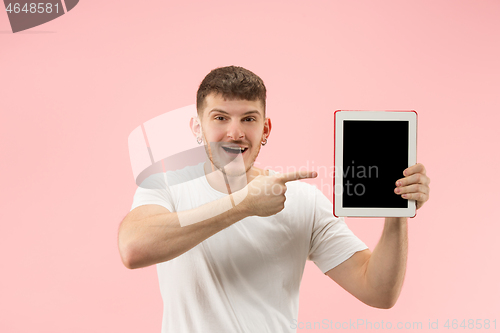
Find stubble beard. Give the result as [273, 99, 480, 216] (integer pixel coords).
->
[204, 142, 261, 177]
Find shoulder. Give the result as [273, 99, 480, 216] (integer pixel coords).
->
[165, 162, 205, 187]
[138, 163, 205, 189]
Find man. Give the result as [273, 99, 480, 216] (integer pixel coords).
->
[118, 66, 431, 332]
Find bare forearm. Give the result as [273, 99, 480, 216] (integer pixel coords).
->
[120, 192, 249, 269]
[365, 217, 408, 307]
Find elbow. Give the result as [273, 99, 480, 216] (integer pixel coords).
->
[361, 288, 400, 309]
[386, 295, 400, 309]
[376, 300, 397, 310]
[119, 245, 133, 269]
[118, 222, 146, 269]
[370, 294, 399, 309]
[121, 251, 135, 270]
[119, 239, 156, 269]
[118, 237, 139, 270]
[121, 246, 143, 270]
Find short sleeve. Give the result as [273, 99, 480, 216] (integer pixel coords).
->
[130, 172, 175, 212]
[308, 187, 369, 273]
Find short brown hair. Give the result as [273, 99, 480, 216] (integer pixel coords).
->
[196, 66, 267, 115]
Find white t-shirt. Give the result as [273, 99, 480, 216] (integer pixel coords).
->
[130, 162, 368, 333]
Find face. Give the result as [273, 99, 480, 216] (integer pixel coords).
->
[194, 93, 270, 177]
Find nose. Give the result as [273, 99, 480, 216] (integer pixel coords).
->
[226, 120, 244, 140]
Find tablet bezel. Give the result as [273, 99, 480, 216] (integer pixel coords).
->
[334, 110, 417, 218]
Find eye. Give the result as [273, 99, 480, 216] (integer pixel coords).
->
[214, 116, 226, 121]
[243, 117, 256, 122]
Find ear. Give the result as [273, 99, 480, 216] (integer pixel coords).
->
[263, 117, 272, 141]
[190, 116, 202, 138]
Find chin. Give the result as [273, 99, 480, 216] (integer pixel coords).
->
[208, 156, 253, 177]
[219, 163, 250, 177]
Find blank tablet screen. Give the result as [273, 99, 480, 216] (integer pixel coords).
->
[342, 120, 408, 208]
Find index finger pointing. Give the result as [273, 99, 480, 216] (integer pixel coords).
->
[278, 170, 318, 183]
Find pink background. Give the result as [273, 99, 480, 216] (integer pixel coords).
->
[1, 0, 499, 332]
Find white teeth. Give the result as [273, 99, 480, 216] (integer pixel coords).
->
[223, 146, 247, 153]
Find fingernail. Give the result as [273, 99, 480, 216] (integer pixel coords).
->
[397, 181, 402, 186]
[402, 194, 407, 198]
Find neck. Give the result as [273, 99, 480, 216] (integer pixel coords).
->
[203, 161, 266, 194]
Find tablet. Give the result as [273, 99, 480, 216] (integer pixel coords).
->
[334, 110, 417, 217]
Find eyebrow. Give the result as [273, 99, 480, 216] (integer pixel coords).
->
[209, 109, 262, 116]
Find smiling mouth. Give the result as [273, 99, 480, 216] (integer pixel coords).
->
[221, 146, 248, 154]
